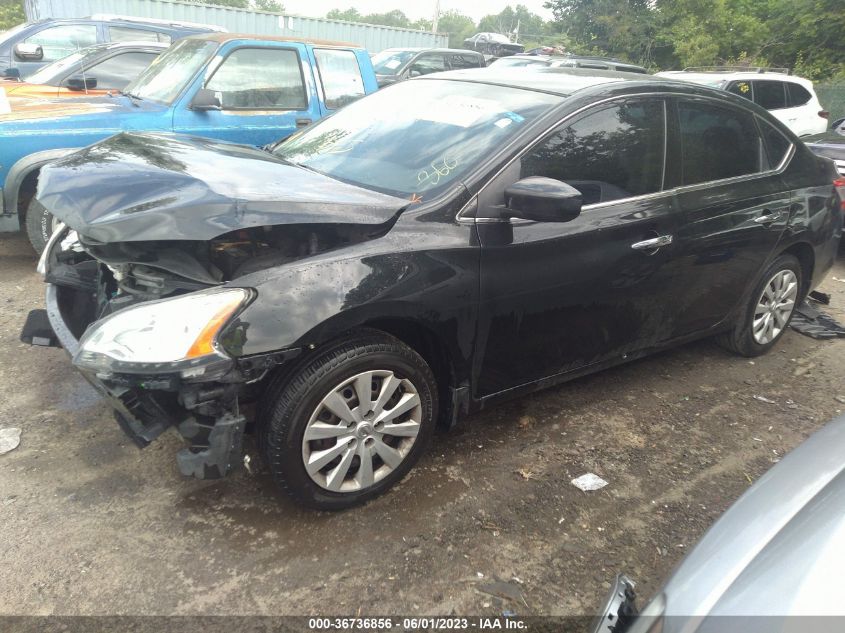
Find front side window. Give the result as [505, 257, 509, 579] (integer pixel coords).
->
[109, 26, 171, 44]
[24, 24, 97, 62]
[123, 38, 217, 104]
[727, 80, 752, 100]
[273, 79, 561, 200]
[409, 54, 446, 77]
[521, 100, 666, 205]
[206, 47, 306, 110]
[83, 51, 159, 90]
[25, 46, 102, 84]
[678, 100, 762, 185]
[753, 80, 787, 110]
[314, 48, 364, 110]
[449, 54, 480, 69]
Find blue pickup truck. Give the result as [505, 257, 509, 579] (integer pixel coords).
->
[0, 33, 379, 251]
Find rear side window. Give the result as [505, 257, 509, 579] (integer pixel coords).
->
[84, 51, 159, 90]
[727, 81, 752, 100]
[408, 54, 446, 76]
[758, 118, 791, 168]
[206, 47, 306, 110]
[753, 80, 787, 110]
[678, 100, 762, 185]
[521, 100, 666, 205]
[314, 49, 364, 110]
[449, 54, 480, 69]
[787, 82, 812, 107]
[109, 26, 172, 44]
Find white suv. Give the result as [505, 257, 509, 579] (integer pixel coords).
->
[657, 67, 829, 137]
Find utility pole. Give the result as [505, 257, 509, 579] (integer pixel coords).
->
[432, 0, 440, 33]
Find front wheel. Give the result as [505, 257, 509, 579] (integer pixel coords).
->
[24, 198, 59, 254]
[717, 254, 802, 356]
[259, 330, 437, 510]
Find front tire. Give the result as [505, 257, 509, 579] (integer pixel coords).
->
[717, 254, 802, 357]
[24, 198, 58, 254]
[259, 330, 437, 510]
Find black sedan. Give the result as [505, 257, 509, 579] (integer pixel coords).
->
[463, 32, 524, 57]
[28, 68, 843, 509]
[805, 121, 845, 176]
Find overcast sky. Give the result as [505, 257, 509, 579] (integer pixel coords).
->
[281, 0, 554, 24]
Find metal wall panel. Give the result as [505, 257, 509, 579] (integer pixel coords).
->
[24, 0, 448, 52]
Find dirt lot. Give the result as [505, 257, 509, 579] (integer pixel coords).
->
[1, 231, 844, 618]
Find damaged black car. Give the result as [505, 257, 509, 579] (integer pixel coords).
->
[26, 68, 843, 509]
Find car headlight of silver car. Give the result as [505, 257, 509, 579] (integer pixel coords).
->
[73, 288, 251, 378]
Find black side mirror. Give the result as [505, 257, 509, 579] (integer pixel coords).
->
[66, 75, 97, 91]
[504, 177, 582, 222]
[191, 88, 222, 111]
[2, 68, 21, 80]
[14, 42, 43, 61]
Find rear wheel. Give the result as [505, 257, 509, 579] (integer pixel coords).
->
[24, 198, 59, 254]
[717, 254, 802, 356]
[259, 330, 437, 510]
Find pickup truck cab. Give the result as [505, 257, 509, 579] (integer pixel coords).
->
[0, 33, 379, 251]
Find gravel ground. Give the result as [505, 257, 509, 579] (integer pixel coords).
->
[1, 231, 844, 618]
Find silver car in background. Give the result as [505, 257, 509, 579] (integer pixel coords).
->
[596, 413, 845, 633]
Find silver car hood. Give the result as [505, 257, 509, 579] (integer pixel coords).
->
[657, 414, 845, 629]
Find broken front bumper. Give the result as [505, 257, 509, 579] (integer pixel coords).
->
[31, 282, 247, 479]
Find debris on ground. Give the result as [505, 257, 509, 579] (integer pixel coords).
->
[752, 395, 776, 404]
[516, 467, 535, 480]
[791, 302, 845, 339]
[835, 396, 845, 405]
[571, 473, 608, 491]
[0, 427, 21, 455]
[477, 580, 526, 605]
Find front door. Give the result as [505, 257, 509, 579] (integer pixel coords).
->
[475, 98, 683, 397]
[172, 43, 320, 147]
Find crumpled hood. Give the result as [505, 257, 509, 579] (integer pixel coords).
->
[36, 131, 410, 243]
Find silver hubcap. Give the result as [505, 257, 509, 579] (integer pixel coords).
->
[753, 269, 798, 345]
[302, 370, 422, 493]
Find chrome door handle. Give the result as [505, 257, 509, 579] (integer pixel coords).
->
[754, 211, 782, 224]
[631, 234, 673, 250]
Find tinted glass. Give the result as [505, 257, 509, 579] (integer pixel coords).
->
[24, 25, 97, 62]
[787, 82, 812, 107]
[314, 48, 364, 110]
[124, 39, 217, 104]
[84, 51, 159, 90]
[370, 49, 414, 75]
[521, 100, 665, 205]
[206, 47, 306, 109]
[274, 80, 561, 200]
[754, 80, 787, 110]
[449, 54, 480, 69]
[109, 26, 171, 44]
[25, 45, 105, 84]
[678, 100, 762, 185]
[727, 81, 752, 100]
[758, 118, 791, 168]
[409, 54, 446, 76]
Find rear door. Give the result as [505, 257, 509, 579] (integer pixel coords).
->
[475, 97, 682, 397]
[172, 42, 320, 146]
[666, 96, 792, 338]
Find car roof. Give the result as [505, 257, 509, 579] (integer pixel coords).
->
[381, 48, 482, 54]
[658, 70, 814, 87]
[423, 66, 670, 96]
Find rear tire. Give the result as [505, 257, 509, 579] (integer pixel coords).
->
[717, 254, 802, 357]
[258, 330, 437, 510]
[24, 198, 57, 254]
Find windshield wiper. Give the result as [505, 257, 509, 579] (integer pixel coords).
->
[119, 90, 143, 106]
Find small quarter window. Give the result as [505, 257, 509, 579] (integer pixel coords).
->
[109, 26, 171, 44]
[786, 82, 812, 107]
[678, 100, 762, 185]
[758, 118, 791, 168]
[522, 100, 666, 205]
[314, 48, 364, 110]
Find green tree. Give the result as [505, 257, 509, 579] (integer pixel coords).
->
[436, 10, 475, 47]
[253, 0, 284, 12]
[326, 8, 362, 22]
[0, 0, 25, 31]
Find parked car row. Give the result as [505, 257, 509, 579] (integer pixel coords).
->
[21, 64, 844, 509]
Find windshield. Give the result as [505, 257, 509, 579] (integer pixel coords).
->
[26, 45, 108, 85]
[273, 79, 561, 200]
[122, 39, 217, 104]
[371, 50, 415, 75]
